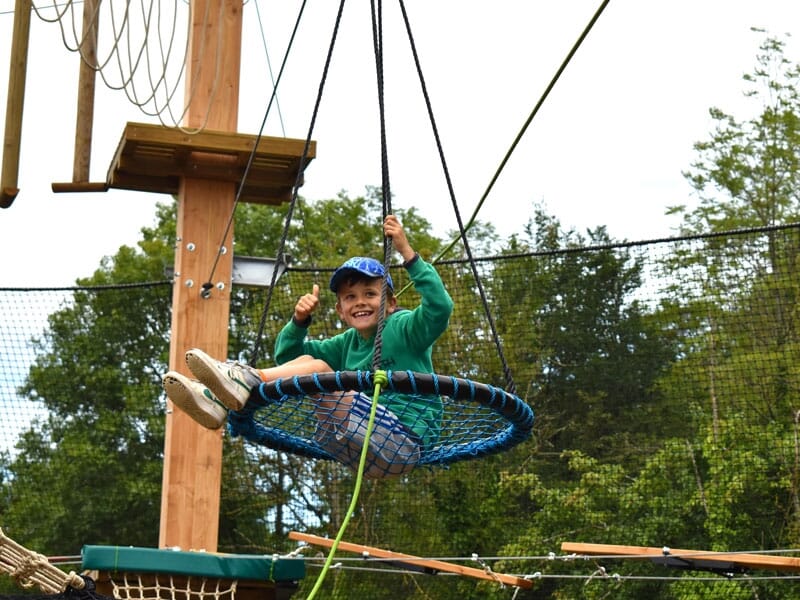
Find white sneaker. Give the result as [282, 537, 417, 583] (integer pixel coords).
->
[185, 348, 263, 411]
[162, 371, 227, 429]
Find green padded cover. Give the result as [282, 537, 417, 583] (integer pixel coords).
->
[81, 545, 304, 582]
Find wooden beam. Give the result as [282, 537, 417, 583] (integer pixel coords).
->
[159, 177, 233, 552]
[1, 0, 31, 208]
[159, 0, 243, 553]
[561, 542, 800, 574]
[288, 532, 533, 590]
[72, 0, 98, 183]
[50, 182, 108, 193]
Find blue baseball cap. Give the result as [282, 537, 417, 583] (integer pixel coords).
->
[329, 257, 393, 292]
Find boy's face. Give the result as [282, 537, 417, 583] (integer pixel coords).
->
[335, 278, 397, 338]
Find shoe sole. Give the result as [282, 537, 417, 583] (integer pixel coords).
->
[185, 350, 249, 412]
[163, 373, 226, 430]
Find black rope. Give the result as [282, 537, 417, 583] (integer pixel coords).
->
[396, 0, 516, 394]
[370, 0, 393, 372]
[248, 0, 610, 386]
[463, 0, 611, 234]
[0, 280, 171, 293]
[395, 0, 612, 394]
[201, 0, 310, 295]
[249, 0, 348, 366]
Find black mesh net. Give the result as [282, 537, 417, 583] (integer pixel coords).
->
[3, 225, 800, 598]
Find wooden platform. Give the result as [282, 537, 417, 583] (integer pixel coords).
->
[82, 544, 305, 600]
[52, 122, 316, 205]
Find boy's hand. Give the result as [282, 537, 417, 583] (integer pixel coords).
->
[384, 215, 415, 262]
[294, 284, 320, 322]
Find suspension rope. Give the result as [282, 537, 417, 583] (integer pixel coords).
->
[248, 0, 344, 366]
[392, 0, 611, 393]
[201, 0, 310, 294]
[305, 2, 395, 594]
[370, 0, 393, 373]
[395, 0, 516, 393]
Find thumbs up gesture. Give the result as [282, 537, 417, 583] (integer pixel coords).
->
[294, 284, 320, 322]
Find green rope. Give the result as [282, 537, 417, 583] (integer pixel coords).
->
[305, 370, 389, 599]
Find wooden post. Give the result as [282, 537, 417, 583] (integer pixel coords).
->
[1, 0, 31, 208]
[72, 0, 99, 183]
[159, 0, 242, 552]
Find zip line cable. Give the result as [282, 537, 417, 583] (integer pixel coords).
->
[434, 0, 612, 264]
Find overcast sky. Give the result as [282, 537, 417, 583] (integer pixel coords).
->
[1, 1, 799, 286]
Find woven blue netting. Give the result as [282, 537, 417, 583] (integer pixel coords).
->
[226, 370, 534, 469]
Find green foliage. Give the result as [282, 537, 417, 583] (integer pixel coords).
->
[674, 32, 800, 233]
[3, 238, 173, 552]
[493, 208, 681, 473]
[7, 32, 800, 598]
[0, 191, 477, 562]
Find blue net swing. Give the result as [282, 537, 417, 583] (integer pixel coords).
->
[226, 369, 534, 476]
[226, 252, 534, 479]
[223, 2, 534, 479]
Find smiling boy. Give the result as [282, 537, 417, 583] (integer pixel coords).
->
[163, 214, 454, 477]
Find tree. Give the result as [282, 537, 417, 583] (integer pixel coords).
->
[489, 208, 680, 473]
[0, 192, 459, 558]
[675, 31, 800, 234]
[662, 31, 800, 554]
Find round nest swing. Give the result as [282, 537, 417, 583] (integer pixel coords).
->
[226, 370, 534, 472]
[218, 1, 538, 478]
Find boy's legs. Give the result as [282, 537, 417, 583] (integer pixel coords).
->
[168, 349, 422, 476]
[314, 392, 421, 478]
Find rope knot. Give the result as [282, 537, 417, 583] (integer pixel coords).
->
[11, 553, 49, 588]
[373, 370, 389, 389]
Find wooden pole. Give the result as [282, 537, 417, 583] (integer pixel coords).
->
[159, 0, 242, 552]
[561, 542, 800, 574]
[1, 0, 31, 208]
[72, 0, 99, 183]
[289, 532, 534, 590]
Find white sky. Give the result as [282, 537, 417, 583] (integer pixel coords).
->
[0, 1, 799, 286]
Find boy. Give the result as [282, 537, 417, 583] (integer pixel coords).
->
[163, 214, 453, 477]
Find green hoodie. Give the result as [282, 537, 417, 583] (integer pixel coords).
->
[274, 255, 454, 448]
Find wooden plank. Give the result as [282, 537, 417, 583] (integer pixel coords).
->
[122, 122, 315, 158]
[101, 122, 314, 204]
[1, 0, 31, 208]
[561, 542, 800, 573]
[288, 532, 533, 590]
[72, 0, 98, 183]
[50, 182, 108, 193]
